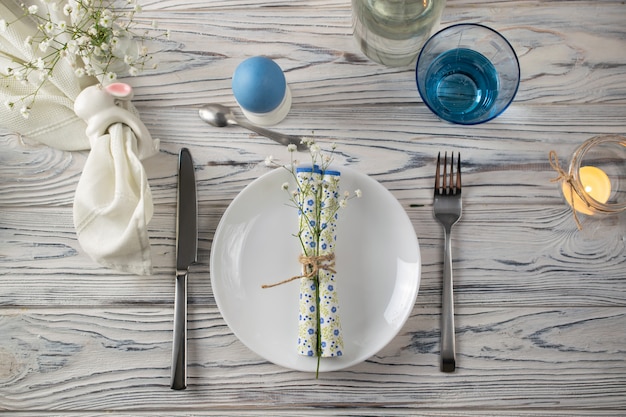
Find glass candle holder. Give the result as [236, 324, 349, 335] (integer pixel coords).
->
[561, 134, 626, 216]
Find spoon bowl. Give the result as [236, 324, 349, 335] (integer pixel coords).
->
[198, 104, 233, 128]
[199, 104, 307, 151]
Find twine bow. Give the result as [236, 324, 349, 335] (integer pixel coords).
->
[262, 253, 336, 289]
[549, 150, 587, 230]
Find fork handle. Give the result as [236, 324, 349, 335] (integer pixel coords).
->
[441, 226, 456, 372]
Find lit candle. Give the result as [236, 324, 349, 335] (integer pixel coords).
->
[562, 166, 611, 215]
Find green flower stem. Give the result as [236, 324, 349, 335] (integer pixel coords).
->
[314, 173, 323, 378]
[314, 270, 321, 378]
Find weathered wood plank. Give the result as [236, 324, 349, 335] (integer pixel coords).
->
[3, 103, 626, 207]
[138, 0, 626, 10]
[1, 204, 623, 307]
[0, 412, 623, 417]
[121, 1, 626, 106]
[0, 306, 624, 412]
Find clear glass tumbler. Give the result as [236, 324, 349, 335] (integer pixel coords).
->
[352, 0, 446, 67]
[416, 24, 520, 124]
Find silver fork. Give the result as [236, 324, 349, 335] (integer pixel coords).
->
[433, 152, 462, 373]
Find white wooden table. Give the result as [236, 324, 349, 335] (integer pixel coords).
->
[1, 1, 625, 415]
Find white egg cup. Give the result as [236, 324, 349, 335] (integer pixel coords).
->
[237, 86, 292, 127]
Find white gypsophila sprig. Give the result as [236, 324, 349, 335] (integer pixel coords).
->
[268, 140, 362, 249]
[0, 0, 171, 118]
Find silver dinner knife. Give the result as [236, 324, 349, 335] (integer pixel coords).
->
[171, 148, 198, 390]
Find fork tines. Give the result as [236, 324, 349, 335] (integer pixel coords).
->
[435, 152, 462, 195]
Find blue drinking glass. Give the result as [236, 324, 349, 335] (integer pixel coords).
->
[416, 24, 520, 125]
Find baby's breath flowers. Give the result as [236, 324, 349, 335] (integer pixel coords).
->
[1, 0, 170, 117]
[268, 139, 361, 223]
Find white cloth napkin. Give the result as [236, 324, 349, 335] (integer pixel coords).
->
[72, 125, 155, 274]
[73, 84, 159, 275]
[1, 2, 160, 275]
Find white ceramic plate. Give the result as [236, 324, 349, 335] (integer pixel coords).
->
[210, 166, 421, 372]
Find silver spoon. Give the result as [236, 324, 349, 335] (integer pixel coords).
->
[198, 103, 308, 151]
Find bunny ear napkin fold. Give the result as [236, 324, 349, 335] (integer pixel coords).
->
[1, 1, 159, 274]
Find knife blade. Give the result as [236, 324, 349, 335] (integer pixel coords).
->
[171, 147, 197, 390]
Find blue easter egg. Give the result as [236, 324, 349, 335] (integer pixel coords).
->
[232, 56, 286, 114]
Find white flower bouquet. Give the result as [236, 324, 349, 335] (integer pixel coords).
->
[1, 0, 168, 119]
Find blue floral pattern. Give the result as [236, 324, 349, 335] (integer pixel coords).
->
[296, 166, 343, 358]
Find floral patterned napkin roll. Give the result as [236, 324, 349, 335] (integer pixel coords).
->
[318, 169, 343, 357]
[296, 165, 322, 356]
[295, 166, 343, 358]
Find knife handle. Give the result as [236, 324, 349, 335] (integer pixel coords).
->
[171, 270, 188, 390]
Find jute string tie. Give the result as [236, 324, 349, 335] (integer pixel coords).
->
[262, 253, 336, 289]
[549, 150, 587, 230]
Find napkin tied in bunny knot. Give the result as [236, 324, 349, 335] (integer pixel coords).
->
[73, 83, 160, 275]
